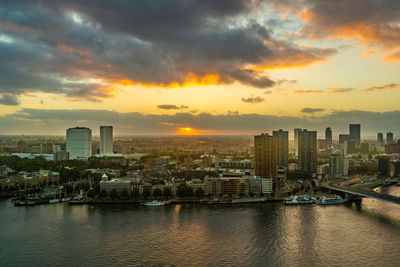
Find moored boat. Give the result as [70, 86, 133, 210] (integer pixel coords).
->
[284, 195, 315, 205]
[144, 200, 165, 206]
[49, 199, 60, 204]
[68, 195, 85, 205]
[315, 195, 347, 205]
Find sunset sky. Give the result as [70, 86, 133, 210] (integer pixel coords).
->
[0, 0, 400, 136]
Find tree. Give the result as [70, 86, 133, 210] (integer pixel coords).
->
[195, 188, 205, 197]
[110, 189, 119, 200]
[153, 188, 162, 198]
[99, 189, 107, 198]
[143, 188, 151, 199]
[87, 188, 96, 199]
[121, 188, 129, 199]
[177, 184, 193, 198]
[163, 187, 172, 198]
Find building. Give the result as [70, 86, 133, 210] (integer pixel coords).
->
[254, 133, 278, 188]
[386, 132, 394, 145]
[55, 151, 69, 161]
[294, 128, 302, 155]
[385, 143, 400, 154]
[339, 134, 350, 144]
[377, 132, 384, 145]
[215, 159, 253, 169]
[100, 177, 131, 194]
[325, 127, 332, 148]
[204, 176, 252, 196]
[360, 143, 369, 155]
[378, 156, 390, 178]
[349, 124, 361, 144]
[329, 154, 343, 179]
[273, 129, 288, 168]
[100, 126, 113, 154]
[66, 127, 92, 159]
[344, 140, 356, 155]
[298, 130, 317, 176]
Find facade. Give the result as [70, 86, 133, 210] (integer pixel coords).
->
[254, 133, 278, 184]
[100, 126, 113, 154]
[298, 129, 317, 175]
[386, 132, 394, 145]
[360, 143, 369, 155]
[215, 159, 253, 169]
[66, 127, 92, 159]
[329, 154, 343, 179]
[385, 143, 400, 154]
[325, 127, 332, 148]
[273, 129, 289, 168]
[294, 128, 302, 155]
[204, 176, 253, 196]
[378, 156, 390, 178]
[349, 124, 361, 144]
[344, 140, 356, 155]
[377, 132, 384, 144]
[339, 134, 350, 144]
[100, 178, 131, 194]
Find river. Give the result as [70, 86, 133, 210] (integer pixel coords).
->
[1, 191, 400, 266]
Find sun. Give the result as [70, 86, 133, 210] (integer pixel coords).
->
[176, 127, 201, 135]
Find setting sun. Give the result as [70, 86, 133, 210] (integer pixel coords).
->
[176, 127, 203, 135]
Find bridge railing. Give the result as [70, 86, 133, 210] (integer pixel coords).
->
[323, 184, 400, 203]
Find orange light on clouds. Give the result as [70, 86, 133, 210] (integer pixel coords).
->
[176, 127, 207, 135]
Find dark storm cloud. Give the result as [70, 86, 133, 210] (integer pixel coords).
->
[300, 108, 325, 114]
[157, 105, 181, 110]
[0, 0, 340, 103]
[2, 108, 400, 136]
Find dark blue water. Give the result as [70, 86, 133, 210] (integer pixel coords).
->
[1, 196, 400, 267]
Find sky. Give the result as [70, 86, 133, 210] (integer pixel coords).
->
[0, 0, 400, 137]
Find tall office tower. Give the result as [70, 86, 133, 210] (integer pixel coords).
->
[378, 156, 390, 178]
[329, 154, 343, 179]
[294, 128, 302, 155]
[298, 129, 317, 175]
[344, 140, 356, 155]
[377, 132, 384, 144]
[66, 127, 92, 159]
[360, 143, 369, 154]
[273, 129, 288, 168]
[349, 124, 361, 144]
[100, 126, 113, 154]
[325, 127, 332, 148]
[386, 132, 394, 144]
[254, 133, 278, 182]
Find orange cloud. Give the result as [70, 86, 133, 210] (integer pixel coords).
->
[113, 73, 220, 88]
[381, 50, 400, 62]
[361, 49, 379, 58]
[56, 44, 94, 57]
[363, 83, 400, 92]
[294, 90, 324, 94]
[0, 22, 39, 34]
[328, 88, 354, 93]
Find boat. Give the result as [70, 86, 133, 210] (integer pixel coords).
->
[68, 195, 85, 205]
[144, 200, 165, 206]
[315, 195, 347, 205]
[284, 195, 315, 205]
[49, 199, 60, 204]
[14, 200, 35, 206]
[61, 197, 71, 202]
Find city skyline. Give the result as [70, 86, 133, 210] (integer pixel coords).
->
[1, 1, 400, 135]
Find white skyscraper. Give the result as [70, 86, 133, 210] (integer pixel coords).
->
[66, 127, 92, 159]
[100, 126, 113, 154]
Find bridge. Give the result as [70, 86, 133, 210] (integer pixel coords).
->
[320, 184, 400, 205]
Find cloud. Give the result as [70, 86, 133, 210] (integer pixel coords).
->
[157, 104, 181, 110]
[293, 90, 324, 94]
[381, 50, 400, 62]
[2, 108, 400, 136]
[0, 0, 341, 102]
[300, 107, 325, 114]
[0, 94, 19, 106]
[241, 96, 265, 103]
[328, 88, 354, 93]
[363, 83, 400, 92]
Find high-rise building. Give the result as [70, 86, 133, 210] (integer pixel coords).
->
[325, 127, 332, 148]
[360, 143, 369, 154]
[344, 140, 356, 155]
[273, 129, 288, 168]
[100, 126, 113, 154]
[254, 133, 278, 189]
[66, 127, 92, 159]
[377, 132, 384, 144]
[386, 132, 394, 145]
[339, 134, 350, 144]
[294, 128, 302, 155]
[329, 154, 343, 179]
[349, 124, 361, 144]
[378, 156, 390, 178]
[298, 129, 317, 175]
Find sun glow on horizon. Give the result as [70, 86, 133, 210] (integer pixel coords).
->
[176, 127, 205, 135]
